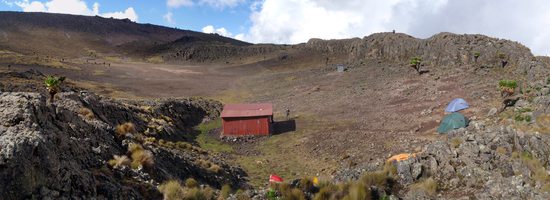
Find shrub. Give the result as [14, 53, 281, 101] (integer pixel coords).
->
[44, 75, 65, 103]
[115, 122, 136, 137]
[515, 114, 525, 122]
[473, 51, 481, 58]
[108, 155, 131, 169]
[184, 187, 207, 200]
[409, 56, 422, 66]
[185, 178, 199, 188]
[196, 159, 212, 169]
[78, 107, 94, 119]
[208, 164, 221, 173]
[130, 147, 154, 169]
[158, 180, 185, 200]
[128, 143, 144, 153]
[410, 178, 438, 196]
[499, 80, 518, 89]
[499, 80, 517, 97]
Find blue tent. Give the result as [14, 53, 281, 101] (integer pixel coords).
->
[445, 98, 469, 113]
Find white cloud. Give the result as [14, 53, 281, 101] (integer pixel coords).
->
[166, 0, 244, 9]
[198, 0, 245, 9]
[167, 0, 193, 8]
[102, 7, 138, 22]
[163, 11, 174, 24]
[13, 0, 138, 22]
[16, 1, 46, 11]
[239, 0, 550, 55]
[202, 25, 233, 37]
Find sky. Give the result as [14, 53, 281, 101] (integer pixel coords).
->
[1, 0, 550, 55]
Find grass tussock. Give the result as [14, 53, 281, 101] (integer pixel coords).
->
[115, 122, 136, 137]
[185, 178, 199, 188]
[159, 180, 185, 200]
[410, 178, 438, 196]
[265, 168, 396, 200]
[78, 107, 94, 119]
[208, 164, 222, 173]
[127, 143, 154, 169]
[450, 137, 463, 148]
[219, 184, 232, 200]
[108, 155, 131, 169]
[158, 179, 216, 200]
[130, 148, 154, 169]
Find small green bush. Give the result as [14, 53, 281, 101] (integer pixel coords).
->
[409, 56, 422, 66]
[515, 114, 525, 122]
[499, 80, 518, 89]
[473, 51, 481, 58]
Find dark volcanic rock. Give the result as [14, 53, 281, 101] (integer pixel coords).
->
[0, 92, 247, 199]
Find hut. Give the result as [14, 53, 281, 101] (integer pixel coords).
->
[221, 103, 273, 136]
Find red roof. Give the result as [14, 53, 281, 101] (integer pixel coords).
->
[221, 103, 273, 118]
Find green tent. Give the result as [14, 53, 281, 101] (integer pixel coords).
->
[437, 113, 469, 134]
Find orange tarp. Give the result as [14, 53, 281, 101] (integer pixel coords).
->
[386, 153, 417, 163]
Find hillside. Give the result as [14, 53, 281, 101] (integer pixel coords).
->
[2, 12, 550, 199]
[0, 11, 248, 58]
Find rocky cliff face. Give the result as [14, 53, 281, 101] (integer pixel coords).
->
[0, 91, 246, 199]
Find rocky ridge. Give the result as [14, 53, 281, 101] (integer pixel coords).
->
[0, 90, 247, 199]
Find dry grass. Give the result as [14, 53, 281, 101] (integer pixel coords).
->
[130, 149, 154, 169]
[450, 137, 463, 148]
[158, 180, 185, 200]
[108, 155, 131, 169]
[410, 178, 438, 196]
[185, 178, 199, 188]
[196, 159, 212, 169]
[78, 107, 94, 119]
[208, 164, 222, 173]
[219, 184, 232, 200]
[496, 147, 507, 155]
[128, 143, 154, 169]
[115, 122, 136, 137]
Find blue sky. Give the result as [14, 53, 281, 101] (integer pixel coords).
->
[0, 0, 253, 37]
[2, 0, 550, 55]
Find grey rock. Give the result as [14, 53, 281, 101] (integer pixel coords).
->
[487, 107, 498, 117]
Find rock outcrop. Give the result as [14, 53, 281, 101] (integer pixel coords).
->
[0, 91, 247, 199]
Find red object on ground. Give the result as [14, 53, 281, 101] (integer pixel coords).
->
[269, 174, 283, 183]
[221, 103, 273, 136]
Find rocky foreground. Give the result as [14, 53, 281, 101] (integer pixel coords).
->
[0, 90, 247, 199]
[2, 74, 550, 199]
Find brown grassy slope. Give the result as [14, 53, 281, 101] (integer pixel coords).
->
[0, 11, 249, 58]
